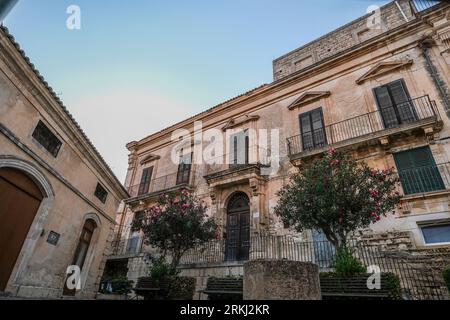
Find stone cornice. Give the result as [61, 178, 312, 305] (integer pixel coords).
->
[0, 27, 128, 199]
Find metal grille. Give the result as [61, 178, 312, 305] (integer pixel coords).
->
[398, 163, 450, 195]
[287, 95, 438, 156]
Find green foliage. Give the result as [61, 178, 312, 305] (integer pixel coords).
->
[168, 277, 196, 300]
[149, 259, 179, 280]
[275, 149, 401, 249]
[443, 266, 450, 292]
[384, 273, 402, 300]
[334, 248, 366, 276]
[100, 276, 133, 294]
[132, 189, 218, 269]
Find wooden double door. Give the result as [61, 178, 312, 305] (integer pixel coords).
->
[225, 193, 250, 262]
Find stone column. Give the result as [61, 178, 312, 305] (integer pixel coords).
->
[243, 260, 321, 300]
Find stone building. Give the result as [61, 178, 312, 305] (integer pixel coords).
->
[107, 0, 450, 294]
[0, 26, 128, 298]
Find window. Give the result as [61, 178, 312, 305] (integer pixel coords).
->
[176, 150, 192, 185]
[420, 222, 450, 244]
[394, 146, 444, 195]
[138, 167, 153, 195]
[94, 183, 108, 203]
[229, 130, 249, 168]
[32, 121, 62, 157]
[63, 219, 97, 296]
[299, 108, 327, 151]
[373, 79, 416, 129]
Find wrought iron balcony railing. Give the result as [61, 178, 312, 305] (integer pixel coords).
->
[128, 171, 190, 198]
[398, 162, 450, 196]
[204, 146, 271, 176]
[287, 95, 439, 157]
[110, 236, 143, 256]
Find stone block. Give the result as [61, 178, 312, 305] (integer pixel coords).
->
[243, 260, 321, 300]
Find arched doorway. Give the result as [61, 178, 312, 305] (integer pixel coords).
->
[63, 218, 97, 296]
[225, 192, 250, 261]
[0, 167, 44, 291]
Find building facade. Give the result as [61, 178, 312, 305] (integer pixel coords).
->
[0, 26, 128, 298]
[108, 0, 450, 292]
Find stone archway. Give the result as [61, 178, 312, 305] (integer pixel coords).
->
[0, 156, 54, 292]
[225, 192, 250, 261]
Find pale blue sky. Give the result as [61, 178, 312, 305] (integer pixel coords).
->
[4, 0, 388, 182]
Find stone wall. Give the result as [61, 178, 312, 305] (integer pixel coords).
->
[273, 0, 415, 80]
[178, 262, 244, 300]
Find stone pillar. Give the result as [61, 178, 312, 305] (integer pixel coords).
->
[243, 260, 321, 300]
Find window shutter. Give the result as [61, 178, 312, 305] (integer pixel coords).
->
[374, 86, 398, 128]
[394, 147, 444, 195]
[138, 167, 153, 195]
[299, 108, 326, 150]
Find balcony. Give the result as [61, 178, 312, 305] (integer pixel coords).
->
[125, 172, 192, 205]
[412, 0, 440, 13]
[203, 146, 271, 186]
[110, 237, 143, 257]
[398, 162, 450, 197]
[287, 95, 441, 162]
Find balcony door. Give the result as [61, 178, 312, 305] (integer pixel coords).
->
[229, 131, 249, 168]
[299, 108, 327, 151]
[138, 166, 153, 195]
[374, 79, 417, 128]
[225, 192, 250, 261]
[176, 151, 192, 185]
[394, 146, 445, 195]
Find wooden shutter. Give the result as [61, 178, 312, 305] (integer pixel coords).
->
[394, 147, 444, 195]
[374, 79, 415, 128]
[229, 131, 249, 167]
[176, 152, 192, 185]
[374, 86, 398, 128]
[299, 108, 326, 150]
[138, 167, 153, 195]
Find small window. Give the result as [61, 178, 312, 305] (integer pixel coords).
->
[420, 222, 450, 244]
[32, 121, 62, 157]
[94, 183, 108, 203]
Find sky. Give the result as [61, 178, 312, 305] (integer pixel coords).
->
[3, 0, 389, 183]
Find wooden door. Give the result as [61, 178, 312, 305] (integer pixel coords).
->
[225, 193, 250, 261]
[0, 168, 43, 291]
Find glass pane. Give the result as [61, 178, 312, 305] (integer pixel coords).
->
[421, 224, 450, 244]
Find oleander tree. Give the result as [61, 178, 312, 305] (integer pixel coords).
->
[132, 189, 218, 271]
[275, 148, 401, 251]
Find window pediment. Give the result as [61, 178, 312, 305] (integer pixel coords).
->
[139, 154, 161, 165]
[355, 60, 413, 85]
[287, 91, 331, 110]
[222, 114, 260, 131]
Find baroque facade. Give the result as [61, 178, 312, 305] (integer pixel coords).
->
[0, 26, 128, 298]
[107, 0, 450, 293]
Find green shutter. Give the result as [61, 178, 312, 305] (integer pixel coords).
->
[394, 147, 444, 195]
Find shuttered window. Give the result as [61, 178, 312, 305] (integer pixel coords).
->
[373, 79, 417, 128]
[94, 183, 108, 203]
[394, 147, 444, 195]
[230, 131, 249, 167]
[138, 167, 153, 195]
[299, 108, 327, 151]
[176, 151, 192, 185]
[32, 121, 62, 157]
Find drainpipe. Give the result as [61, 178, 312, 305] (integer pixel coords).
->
[420, 37, 450, 118]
